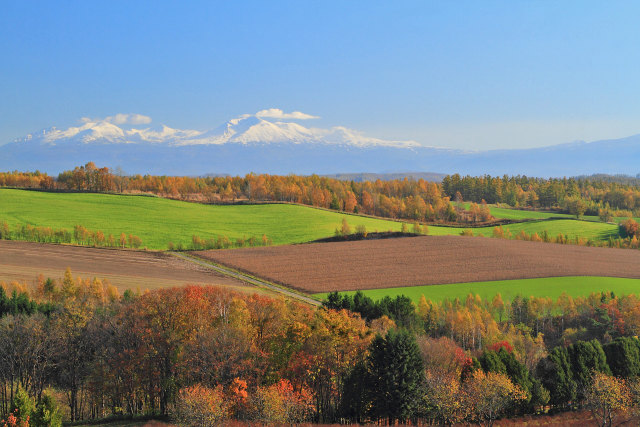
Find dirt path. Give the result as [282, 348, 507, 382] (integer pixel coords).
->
[172, 252, 321, 305]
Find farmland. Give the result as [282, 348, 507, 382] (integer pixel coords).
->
[314, 276, 640, 304]
[0, 239, 251, 293]
[193, 235, 640, 293]
[0, 189, 404, 249]
[0, 189, 626, 252]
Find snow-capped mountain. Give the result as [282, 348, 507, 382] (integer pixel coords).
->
[2, 110, 640, 177]
[15, 112, 419, 148]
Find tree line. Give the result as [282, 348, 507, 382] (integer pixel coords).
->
[5, 270, 640, 425]
[487, 223, 639, 250]
[0, 220, 143, 248]
[178, 233, 272, 251]
[442, 174, 640, 218]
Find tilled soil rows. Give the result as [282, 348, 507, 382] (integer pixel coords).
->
[195, 235, 640, 293]
[0, 240, 249, 291]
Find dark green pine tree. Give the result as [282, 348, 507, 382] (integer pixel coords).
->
[537, 346, 576, 407]
[339, 360, 370, 423]
[567, 339, 610, 400]
[604, 337, 640, 378]
[367, 329, 424, 424]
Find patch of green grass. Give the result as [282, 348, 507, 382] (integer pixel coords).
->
[461, 202, 639, 224]
[459, 203, 574, 220]
[428, 219, 619, 241]
[313, 276, 640, 304]
[0, 189, 407, 250]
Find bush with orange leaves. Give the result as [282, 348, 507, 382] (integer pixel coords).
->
[247, 379, 313, 424]
[172, 384, 229, 427]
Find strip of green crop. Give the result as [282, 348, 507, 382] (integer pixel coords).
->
[313, 276, 640, 304]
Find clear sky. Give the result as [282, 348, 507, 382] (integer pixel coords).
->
[2, 1, 640, 150]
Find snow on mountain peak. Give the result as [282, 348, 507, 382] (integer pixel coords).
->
[14, 110, 419, 149]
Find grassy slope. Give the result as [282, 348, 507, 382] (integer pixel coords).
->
[465, 202, 639, 224]
[0, 189, 403, 250]
[0, 189, 622, 250]
[314, 276, 640, 304]
[436, 204, 620, 240]
[460, 202, 573, 220]
[428, 219, 619, 241]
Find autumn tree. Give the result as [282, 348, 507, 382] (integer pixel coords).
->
[620, 218, 639, 238]
[424, 370, 468, 426]
[464, 370, 527, 427]
[173, 384, 229, 427]
[565, 196, 587, 218]
[248, 380, 313, 424]
[585, 372, 632, 427]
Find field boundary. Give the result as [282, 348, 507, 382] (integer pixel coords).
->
[170, 252, 321, 306]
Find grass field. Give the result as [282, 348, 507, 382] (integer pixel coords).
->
[429, 218, 619, 241]
[462, 202, 640, 224]
[460, 203, 574, 220]
[313, 276, 640, 304]
[0, 189, 405, 249]
[0, 189, 624, 250]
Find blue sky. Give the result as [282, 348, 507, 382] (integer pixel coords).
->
[2, 1, 640, 150]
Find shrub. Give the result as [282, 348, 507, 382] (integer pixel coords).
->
[248, 379, 313, 424]
[355, 224, 368, 238]
[7, 386, 35, 426]
[620, 219, 639, 238]
[33, 391, 62, 427]
[172, 384, 229, 427]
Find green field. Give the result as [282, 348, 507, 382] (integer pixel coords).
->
[429, 219, 619, 241]
[0, 189, 624, 250]
[462, 202, 639, 225]
[313, 276, 640, 304]
[460, 203, 573, 220]
[0, 189, 404, 250]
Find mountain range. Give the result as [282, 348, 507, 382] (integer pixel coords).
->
[1, 111, 639, 177]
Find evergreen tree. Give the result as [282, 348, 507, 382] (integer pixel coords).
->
[603, 337, 640, 378]
[33, 391, 63, 427]
[568, 340, 610, 399]
[339, 361, 369, 423]
[367, 329, 424, 424]
[537, 346, 576, 407]
[10, 386, 36, 425]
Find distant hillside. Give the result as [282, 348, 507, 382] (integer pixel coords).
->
[323, 172, 447, 182]
[573, 173, 640, 187]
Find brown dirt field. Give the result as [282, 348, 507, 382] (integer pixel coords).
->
[0, 240, 252, 293]
[195, 235, 640, 293]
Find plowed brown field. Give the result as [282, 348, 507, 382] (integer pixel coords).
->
[0, 240, 250, 292]
[194, 235, 640, 293]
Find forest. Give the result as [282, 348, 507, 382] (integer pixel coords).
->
[442, 174, 640, 218]
[3, 272, 640, 425]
